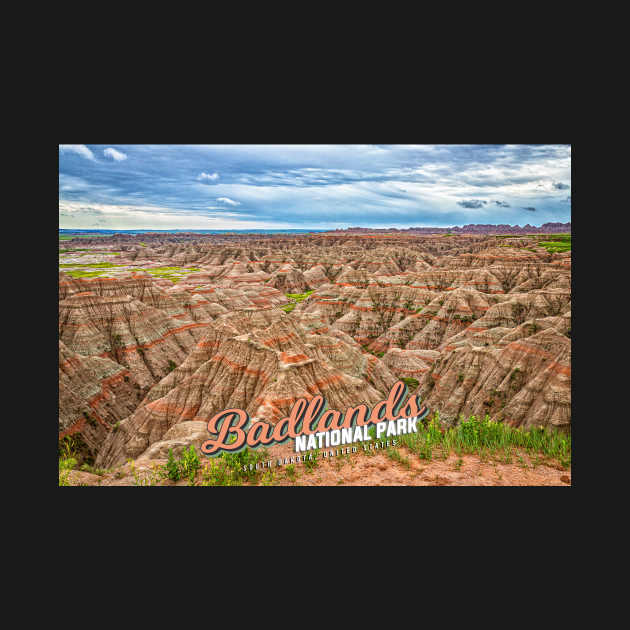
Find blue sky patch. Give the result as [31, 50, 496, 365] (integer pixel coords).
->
[58, 144, 571, 230]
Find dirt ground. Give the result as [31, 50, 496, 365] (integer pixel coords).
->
[273, 450, 570, 486]
[61, 442, 571, 487]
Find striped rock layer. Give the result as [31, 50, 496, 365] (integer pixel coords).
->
[59, 342, 143, 458]
[59, 292, 208, 389]
[96, 317, 397, 467]
[418, 327, 570, 431]
[59, 232, 571, 467]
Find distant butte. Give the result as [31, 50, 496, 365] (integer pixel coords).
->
[333, 222, 571, 235]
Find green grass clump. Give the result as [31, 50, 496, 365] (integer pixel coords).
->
[281, 290, 315, 314]
[165, 445, 201, 485]
[59, 233, 112, 240]
[401, 377, 419, 390]
[285, 290, 315, 302]
[398, 413, 571, 468]
[58, 435, 80, 485]
[59, 456, 77, 472]
[285, 464, 297, 481]
[260, 470, 276, 486]
[538, 240, 571, 253]
[361, 345, 385, 358]
[303, 449, 320, 473]
[60, 261, 127, 278]
[220, 447, 268, 483]
[80, 463, 107, 476]
[148, 266, 200, 272]
[543, 234, 571, 242]
[493, 233, 571, 253]
[149, 275, 179, 283]
[140, 266, 201, 284]
[199, 445, 269, 486]
[386, 447, 411, 468]
[199, 459, 238, 486]
[59, 262, 125, 269]
[64, 270, 107, 278]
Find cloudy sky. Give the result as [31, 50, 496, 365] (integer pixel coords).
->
[59, 144, 571, 230]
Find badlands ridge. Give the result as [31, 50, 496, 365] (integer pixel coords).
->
[58, 230, 571, 484]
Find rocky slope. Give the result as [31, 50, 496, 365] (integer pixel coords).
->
[59, 341, 143, 459]
[59, 230, 571, 479]
[95, 316, 396, 467]
[59, 291, 208, 389]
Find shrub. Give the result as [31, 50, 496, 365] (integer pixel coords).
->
[165, 445, 201, 484]
[59, 469, 73, 486]
[179, 445, 201, 484]
[303, 450, 320, 473]
[166, 448, 181, 481]
[199, 444, 269, 485]
[221, 446, 267, 483]
[59, 436, 78, 485]
[509, 367, 521, 382]
[398, 412, 571, 468]
[285, 464, 297, 481]
[59, 456, 77, 471]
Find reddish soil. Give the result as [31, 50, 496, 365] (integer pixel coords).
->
[62, 444, 570, 487]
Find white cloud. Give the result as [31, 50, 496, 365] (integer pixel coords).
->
[59, 145, 95, 160]
[58, 200, 294, 230]
[216, 197, 240, 206]
[58, 145, 571, 228]
[103, 147, 128, 161]
[205, 211, 258, 218]
[59, 174, 91, 192]
[198, 172, 219, 182]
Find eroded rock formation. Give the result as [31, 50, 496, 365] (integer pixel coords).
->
[59, 231, 571, 467]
